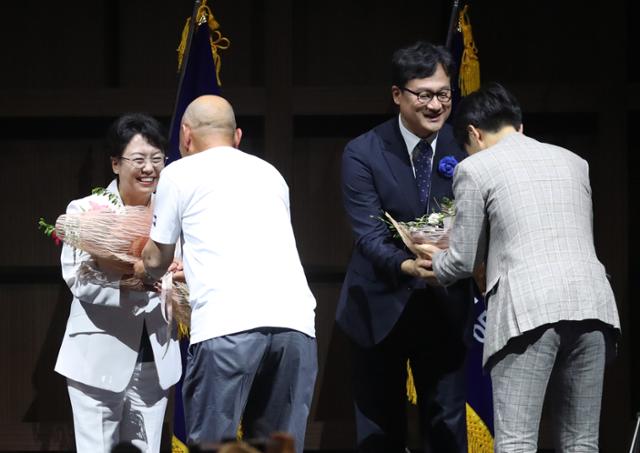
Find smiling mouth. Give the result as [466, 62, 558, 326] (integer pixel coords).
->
[138, 177, 156, 184]
[423, 112, 442, 120]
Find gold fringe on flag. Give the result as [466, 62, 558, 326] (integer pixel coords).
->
[171, 435, 189, 453]
[407, 365, 496, 453]
[177, 322, 190, 339]
[176, 0, 231, 86]
[236, 420, 244, 440]
[406, 360, 417, 405]
[466, 403, 494, 453]
[458, 4, 480, 96]
[177, 17, 191, 70]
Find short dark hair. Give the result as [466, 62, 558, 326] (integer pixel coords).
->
[391, 41, 456, 87]
[106, 113, 167, 158]
[452, 82, 523, 147]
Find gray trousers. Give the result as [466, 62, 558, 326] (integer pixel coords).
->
[488, 320, 614, 453]
[183, 328, 317, 453]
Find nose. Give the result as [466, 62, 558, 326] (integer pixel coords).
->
[141, 159, 154, 172]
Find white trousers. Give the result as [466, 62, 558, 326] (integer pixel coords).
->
[67, 361, 168, 453]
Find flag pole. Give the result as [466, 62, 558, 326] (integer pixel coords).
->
[445, 0, 461, 49]
[169, 0, 202, 143]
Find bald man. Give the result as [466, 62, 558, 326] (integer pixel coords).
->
[138, 96, 317, 452]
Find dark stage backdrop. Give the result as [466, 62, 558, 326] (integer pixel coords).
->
[0, 1, 635, 451]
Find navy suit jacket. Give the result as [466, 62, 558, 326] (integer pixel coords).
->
[337, 117, 473, 347]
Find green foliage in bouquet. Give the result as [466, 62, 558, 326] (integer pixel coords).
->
[91, 187, 122, 207]
[38, 218, 55, 236]
[38, 217, 61, 245]
[376, 197, 455, 238]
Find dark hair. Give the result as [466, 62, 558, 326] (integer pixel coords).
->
[452, 82, 523, 147]
[106, 113, 168, 158]
[391, 41, 456, 87]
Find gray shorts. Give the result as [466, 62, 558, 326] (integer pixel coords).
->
[183, 327, 317, 453]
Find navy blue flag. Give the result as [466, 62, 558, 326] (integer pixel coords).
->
[465, 293, 494, 452]
[169, 2, 229, 451]
[446, 3, 492, 451]
[168, 0, 229, 163]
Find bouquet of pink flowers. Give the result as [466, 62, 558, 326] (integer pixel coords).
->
[55, 204, 151, 265]
[55, 203, 159, 291]
[40, 188, 191, 330]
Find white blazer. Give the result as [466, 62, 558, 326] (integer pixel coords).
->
[55, 180, 181, 392]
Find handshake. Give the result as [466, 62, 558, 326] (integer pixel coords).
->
[385, 212, 444, 284]
[400, 243, 442, 284]
[388, 211, 486, 293]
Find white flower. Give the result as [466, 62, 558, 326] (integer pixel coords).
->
[427, 212, 444, 226]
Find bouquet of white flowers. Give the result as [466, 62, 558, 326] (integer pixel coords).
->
[384, 198, 455, 249]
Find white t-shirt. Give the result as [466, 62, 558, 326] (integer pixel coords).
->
[150, 146, 316, 344]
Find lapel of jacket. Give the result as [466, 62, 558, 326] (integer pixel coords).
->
[376, 118, 424, 219]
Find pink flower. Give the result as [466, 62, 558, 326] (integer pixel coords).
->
[88, 201, 111, 212]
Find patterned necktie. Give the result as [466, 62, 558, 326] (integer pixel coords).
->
[412, 139, 433, 208]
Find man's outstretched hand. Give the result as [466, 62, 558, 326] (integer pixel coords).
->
[414, 243, 442, 260]
[400, 258, 440, 286]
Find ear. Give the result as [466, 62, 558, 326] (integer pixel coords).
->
[467, 125, 482, 145]
[391, 85, 402, 106]
[180, 124, 191, 156]
[233, 127, 243, 148]
[111, 157, 120, 175]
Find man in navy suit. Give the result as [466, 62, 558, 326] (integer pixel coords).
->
[337, 41, 473, 453]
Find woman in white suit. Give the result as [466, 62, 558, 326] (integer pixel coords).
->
[55, 114, 181, 453]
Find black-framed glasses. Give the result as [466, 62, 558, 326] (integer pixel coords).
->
[401, 87, 453, 104]
[120, 155, 168, 169]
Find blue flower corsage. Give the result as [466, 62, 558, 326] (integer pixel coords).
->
[437, 155, 459, 178]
